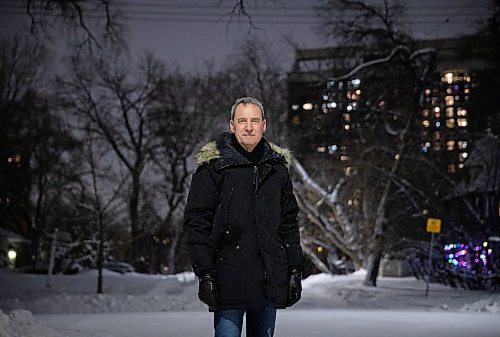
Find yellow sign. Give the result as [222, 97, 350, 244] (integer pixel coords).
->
[426, 218, 441, 233]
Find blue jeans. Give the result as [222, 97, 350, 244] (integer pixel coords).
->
[214, 302, 276, 337]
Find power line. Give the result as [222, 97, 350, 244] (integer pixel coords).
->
[0, 5, 490, 19]
[0, 9, 487, 26]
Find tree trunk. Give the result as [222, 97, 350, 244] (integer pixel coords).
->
[129, 171, 141, 260]
[363, 233, 385, 286]
[97, 210, 104, 294]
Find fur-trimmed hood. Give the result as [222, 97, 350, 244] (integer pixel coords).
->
[195, 132, 292, 168]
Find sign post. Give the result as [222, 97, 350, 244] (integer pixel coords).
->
[425, 218, 441, 297]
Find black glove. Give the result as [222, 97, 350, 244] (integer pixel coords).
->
[198, 274, 218, 310]
[287, 268, 302, 307]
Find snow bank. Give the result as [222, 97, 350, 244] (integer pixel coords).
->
[460, 298, 500, 313]
[1, 267, 499, 317]
[0, 310, 60, 337]
[0, 269, 204, 314]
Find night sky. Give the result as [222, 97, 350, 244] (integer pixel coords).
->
[0, 0, 493, 69]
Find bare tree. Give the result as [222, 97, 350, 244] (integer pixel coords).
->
[147, 69, 220, 274]
[9, 0, 125, 50]
[59, 51, 164, 264]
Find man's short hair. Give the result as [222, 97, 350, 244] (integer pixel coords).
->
[230, 97, 265, 120]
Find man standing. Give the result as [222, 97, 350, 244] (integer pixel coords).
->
[184, 97, 304, 337]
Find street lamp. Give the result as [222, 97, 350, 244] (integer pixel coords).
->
[8, 249, 16, 266]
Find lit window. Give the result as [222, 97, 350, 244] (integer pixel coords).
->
[460, 152, 468, 159]
[424, 88, 431, 96]
[292, 115, 300, 125]
[448, 164, 456, 173]
[422, 109, 429, 117]
[434, 107, 440, 113]
[303, 103, 313, 110]
[351, 78, 361, 87]
[292, 104, 299, 110]
[443, 72, 453, 84]
[346, 91, 352, 100]
[446, 88, 452, 94]
[355, 89, 361, 95]
[457, 108, 467, 116]
[323, 94, 329, 100]
[445, 96, 454, 106]
[447, 140, 455, 150]
[347, 105, 353, 111]
[446, 118, 455, 128]
[422, 120, 430, 128]
[344, 113, 351, 122]
[341, 155, 349, 161]
[434, 132, 441, 140]
[317, 146, 327, 153]
[344, 166, 352, 176]
[457, 118, 468, 127]
[455, 95, 460, 101]
[328, 144, 337, 154]
[464, 88, 470, 94]
[446, 107, 454, 117]
[344, 124, 350, 130]
[458, 141, 468, 150]
[432, 97, 439, 105]
[425, 142, 431, 147]
[458, 163, 464, 169]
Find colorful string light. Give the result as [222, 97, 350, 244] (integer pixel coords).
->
[443, 241, 493, 274]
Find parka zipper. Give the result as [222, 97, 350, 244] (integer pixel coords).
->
[225, 184, 235, 225]
[253, 165, 258, 194]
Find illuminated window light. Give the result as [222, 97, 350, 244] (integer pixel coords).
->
[446, 119, 455, 128]
[457, 108, 467, 116]
[344, 166, 352, 176]
[303, 103, 313, 110]
[446, 107, 454, 117]
[447, 140, 455, 150]
[422, 109, 429, 117]
[445, 95, 454, 106]
[457, 118, 468, 127]
[458, 141, 468, 150]
[422, 120, 430, 128]
[316, 146, 327, 153]
[291, 104, 299, 110]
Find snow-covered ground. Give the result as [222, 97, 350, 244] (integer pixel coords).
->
[1, 268, 499, 337]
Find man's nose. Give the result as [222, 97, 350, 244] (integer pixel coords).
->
[245, 122, 253, 131]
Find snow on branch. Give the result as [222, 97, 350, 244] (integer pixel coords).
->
[328, 45, 409, 81]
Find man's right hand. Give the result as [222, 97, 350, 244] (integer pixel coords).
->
[198, 274, 218, 310]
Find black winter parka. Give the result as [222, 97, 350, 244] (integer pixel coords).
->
[184, 132, 304, 310]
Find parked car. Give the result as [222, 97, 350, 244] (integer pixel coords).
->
[103, 261, 135, 274]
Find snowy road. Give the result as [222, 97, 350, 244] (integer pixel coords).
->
[37, 309, 500, 337]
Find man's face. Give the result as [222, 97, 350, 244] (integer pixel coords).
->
[230, 103, 267, 152]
